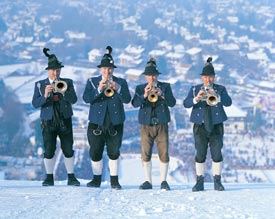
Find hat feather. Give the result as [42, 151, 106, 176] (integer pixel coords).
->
[205, 57, 212, 65]
[147, 57, 156, 66]
[43, 48, 51, 57]
[106, 46, 112, 55]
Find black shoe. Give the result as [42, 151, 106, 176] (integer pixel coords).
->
[192, 175, 204, 192]
[42, 174, 54, 186]
[214, 175, 225, 191]
[110, 176, 122, 190]
[67, 174, 80, 186]
[160, 181, 170, 191]
[87, 175, 101, 188]
[139, 181, 152, 190]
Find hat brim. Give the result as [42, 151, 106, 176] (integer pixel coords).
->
[97, 64, 117, 68]
[142, 71, 161, 75]
[200, 72, 215, 75]
[45, 65, 64, 70]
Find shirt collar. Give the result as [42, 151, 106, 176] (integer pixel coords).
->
[49, 78, 54, 84]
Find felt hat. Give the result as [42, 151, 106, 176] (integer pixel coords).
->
[97, 46, 117, 68]
[43, 48, 64, 70]
[142, 57, 161, 75]
[201, 57, 215, 75]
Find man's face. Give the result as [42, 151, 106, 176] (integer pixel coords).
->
[201, 75, 215, 87]
[100, 67, 114, 79]
[145, 74, 158, 84]
[48, 68, 61, 80]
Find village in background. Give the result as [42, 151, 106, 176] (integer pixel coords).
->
[0, 0, 275, 184]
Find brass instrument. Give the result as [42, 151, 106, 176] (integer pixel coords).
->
[104, 77, 115, 97]
[148, 82, 158, 103]
[52, 79, 67, 95]
[201, 86, 218, 106]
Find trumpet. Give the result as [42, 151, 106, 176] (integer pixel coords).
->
[201, 86, 218, 106]
[148, 82, 158, 103]
[52, 79, 67, 95]
[104, 77, 115, 97]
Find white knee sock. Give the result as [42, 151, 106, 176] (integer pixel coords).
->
[212, 161, 222, 176]
[64, 156, 75, 174]
[143, 161, 152, 183]
[160, 162, 169, 182]
[109, 158, 119, 176]
[195, 162, 205, 176]
[44, 158, 55, 174]
[92, 159, 103, 175]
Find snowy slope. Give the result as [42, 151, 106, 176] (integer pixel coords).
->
[1, 180, 275, 219]
[1, 155, 275, 219]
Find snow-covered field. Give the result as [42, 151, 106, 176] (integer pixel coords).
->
[1, 180, 275, 219]
[1, 155, 275, 219]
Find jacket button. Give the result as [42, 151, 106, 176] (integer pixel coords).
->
[216, 113, 219, 115]
[113, 104, 116, 107]
[199, 107, 201, 109]
[115, 112, 117, 114]
[98, 112, 101, 114]
[197, 114, 199, 116]
[100, 104, 102, 107]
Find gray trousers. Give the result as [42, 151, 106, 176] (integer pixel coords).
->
[141, 124, 169, 163]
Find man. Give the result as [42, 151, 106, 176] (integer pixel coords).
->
[32, 48, 80, 186]
[183, 57, 232, 192]
[83, 46, 131, 190]
[132, 58, 176, 191]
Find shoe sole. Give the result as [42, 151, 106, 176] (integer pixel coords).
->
[68, 184, 80, 186]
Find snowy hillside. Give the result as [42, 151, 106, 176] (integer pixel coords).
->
[1, 155, 275, 219]
[1, 181, 275, 219]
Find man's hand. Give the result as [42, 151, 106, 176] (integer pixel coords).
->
[98, 79, 107, 92]
[195, 89, 206, 102]
[44, 85, 53, 98]
[155, 87, 162, 96]
[110, 81, 120, 91]
[144, 84, 151, 99]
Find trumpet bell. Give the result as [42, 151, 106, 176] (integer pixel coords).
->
[206, 95, 218, 106]
[148, 93, 158, 103]
[53, 80, 67, 94]
[104, 88, 115, 97]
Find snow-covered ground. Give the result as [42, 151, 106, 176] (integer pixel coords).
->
[1, 155, 275, 219]
[1, 180, 275, 219]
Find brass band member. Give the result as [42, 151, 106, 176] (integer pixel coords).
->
[83, 46, 131, 190]
[183, 57, 232, 192]
[132, 58, 176, 190]
[32, 48, 80, 186]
